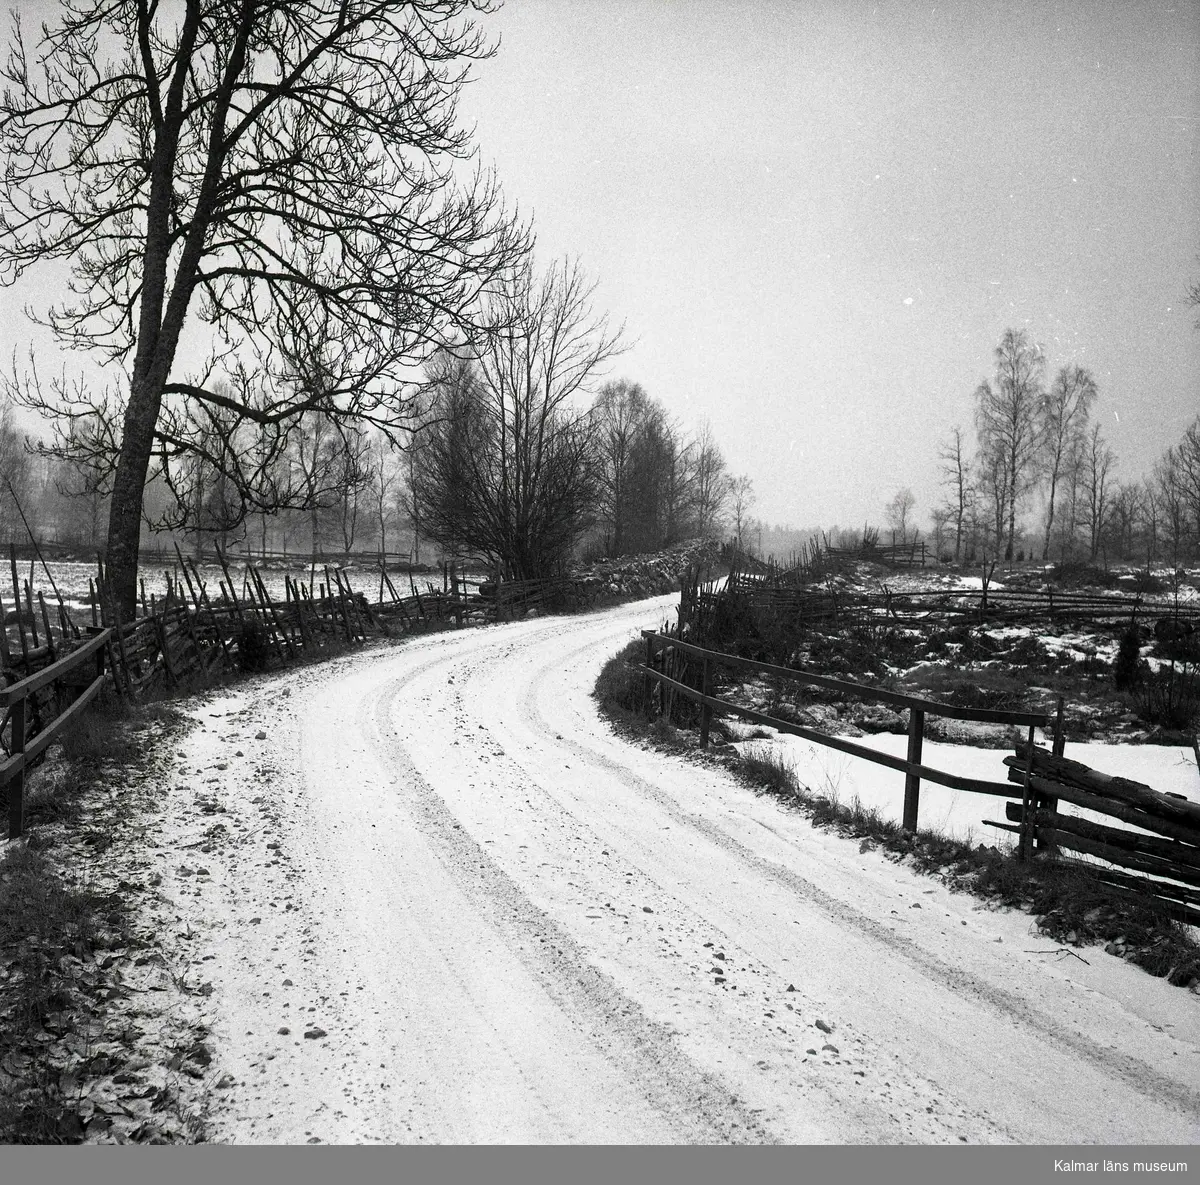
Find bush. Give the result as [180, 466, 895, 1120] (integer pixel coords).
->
[1048, 562, 1120, 589]
[1113, 625, 1143, 692]
[1000, 634, 1053, 669]
[1136, 660, 1200, 731]
[236, 618, 271, 672]
[1134, 570, 1165, 596]
[593, 638, 647, 715]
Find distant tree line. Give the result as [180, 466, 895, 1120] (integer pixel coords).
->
[924, 327, 1200, 568]
[0, 258, 747, 580]
[0, 385, 420, 565]
[408, 259, 746, 579]
[742, 323, 1197, 572]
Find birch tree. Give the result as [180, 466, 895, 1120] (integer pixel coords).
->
[937, 426, 972, 562]
[1081, 423, 1117, 561]
[974, 329, 1045, 560]
[1037, 364, 1096, 560]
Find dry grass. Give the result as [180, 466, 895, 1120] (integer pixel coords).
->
[592, 637, 651, 718]
[595, 647, 1200, 993]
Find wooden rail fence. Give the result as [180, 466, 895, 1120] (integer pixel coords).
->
[1, 629, 110, 839]
[993, 747, 1200, 926]
[640, 631, 1053, 835]
[641, 631, 1200, 925]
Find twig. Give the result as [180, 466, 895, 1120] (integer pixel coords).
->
[1023, 947, 1091, 964]
[4, 477, 64, 604]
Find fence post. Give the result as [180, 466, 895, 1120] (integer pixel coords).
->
[0, 590, 9, 668]
[1051, 696, 1065, 758]
[699, 655, 713, 747]
[1019, 724, 1037, 861]
[1036, 701, 1064, 854]
[902, 708, 924, 832]
[643, 633, 654, 721]
[658, 644, 668, 720]
[8, 695, 25, 839]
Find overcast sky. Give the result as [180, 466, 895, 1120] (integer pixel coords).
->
[1, 0, 1197, 536]
[459, 0, 1200, 531]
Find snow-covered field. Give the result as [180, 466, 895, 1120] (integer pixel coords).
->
[6, 558, 427, 611]
[126, 592, 1200, 1144]
[731, 727, 1200, 848]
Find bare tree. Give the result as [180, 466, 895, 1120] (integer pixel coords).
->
[885, 488, 916, 545]
[1139, 477, 1161, 565]
[1155, 453, 1190, 569]
[689, 422, 732, 540]
[929, 506, 952, 562]
[329, 427, 374, 563]
[937, 426, 972, 562]
[1037, 364, 1096, 560]
[620, 400, 685, 553]
[729, 475, 755, 547]
[976, 438, 1009, 559]
[413, 260, 622, 578]
[1108, 481, 1143, 561]
[0, 0, 528, 617]
[974, 329, 1045, 560]
[1171, 417, 1200, 547]
[367, 433, 404, 562]
[591, 379, 651, 556]
[0, 390, 32, 543]
[1081, 423, 1117, 561]
[287, 410, 366, 564]
[1056, 430, 1088, 561]
[45, 415, 110, 548]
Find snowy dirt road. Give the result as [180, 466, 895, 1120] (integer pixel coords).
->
[156, 595, 1200, 1144]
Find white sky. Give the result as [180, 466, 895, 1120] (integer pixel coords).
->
[1, 0, 1197, 536]
[458, 0, 1200, 531]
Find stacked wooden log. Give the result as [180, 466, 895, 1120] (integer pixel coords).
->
[1002, 746, 1200, 925]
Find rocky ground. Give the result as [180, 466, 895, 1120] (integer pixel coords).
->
[573, 539, 724, 603]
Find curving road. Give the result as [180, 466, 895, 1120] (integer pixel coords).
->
[170, 595, 1200, 1144]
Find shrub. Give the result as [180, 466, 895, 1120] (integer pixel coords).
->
[1113, 625, 1143, 692]
[593, 638, 648, 716]
[1136, 659, 1200, 731]
[1048, 562, 1119, 589]
[1134, 570, 1165, 596]
[236, 618, 271, 672]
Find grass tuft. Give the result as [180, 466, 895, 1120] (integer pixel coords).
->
[593, 638, 650, 718]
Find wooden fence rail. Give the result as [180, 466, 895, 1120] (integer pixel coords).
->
[992, 747, 1200, 925]
[640, 630, 1052, 835]
[0, 628, 111, 838]
[639, 631, 1200, 925]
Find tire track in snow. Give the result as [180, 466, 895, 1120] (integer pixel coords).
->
[361, 652, 783, 1145]
[424, 642, 1007, 1142]
[514, 626, 1200, 1121]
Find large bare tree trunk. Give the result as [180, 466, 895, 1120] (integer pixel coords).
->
[106, 377, 165, 619]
